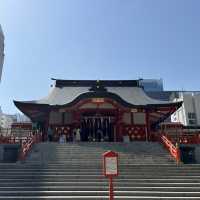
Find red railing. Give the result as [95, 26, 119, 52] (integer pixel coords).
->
[160, 135, 180, 163]
[161, 132, 200, 144]
[178, 133, 200, 144]
[0, 135, 22, 144]
[19, 133, 42, 160]
[0, 129, 42, 161]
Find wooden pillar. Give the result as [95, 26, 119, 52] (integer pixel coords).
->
[62, 112, 65, 125]
[116, 110, 123, 142]
[73, 110, 81, 128]
[44, 111, 50, 141]
[131, 112, 134, 125]
[115, 123, 122, 142]
[145, 110, 149, 142]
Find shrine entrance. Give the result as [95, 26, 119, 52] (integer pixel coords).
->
[80, 113, 116, 142]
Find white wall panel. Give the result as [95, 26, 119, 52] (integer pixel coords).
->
[64, 112, 73, 124]
[133, 113, 145, 124]
[123, 113, 131, 124]
[49, 111, 62, 125]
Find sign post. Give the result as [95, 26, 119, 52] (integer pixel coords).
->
[102, 151, 119, 200]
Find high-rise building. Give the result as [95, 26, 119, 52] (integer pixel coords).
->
[15, 113, 30, 123]
[0, 114, 17, 128]
[0, 25, 4, 82]
[139, 79, 164, 92]
[0, 106, 2, 128]
[171, 92, 200, 127]
[145, 83, 200, 127]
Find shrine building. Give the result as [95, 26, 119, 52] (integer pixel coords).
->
[14, 79, 182, 142]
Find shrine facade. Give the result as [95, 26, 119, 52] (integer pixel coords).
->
[14, 79, 182, 142]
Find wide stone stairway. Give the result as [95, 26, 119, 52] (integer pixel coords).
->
[1, 142, 200, 199]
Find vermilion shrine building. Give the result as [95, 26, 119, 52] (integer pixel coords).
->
[14, 79, 182, 142]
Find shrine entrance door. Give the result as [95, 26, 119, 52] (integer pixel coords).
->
[80, 113, 116, 142]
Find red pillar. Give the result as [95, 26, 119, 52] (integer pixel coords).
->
[44, 111, 50, 141]
[116, 122, 123, 142]
[72, 110, 80, 128]
[116, 110, 124, 142]
[145, 110, 149, 141]
[109, 177, 114, 200]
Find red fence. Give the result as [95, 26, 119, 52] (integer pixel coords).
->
[0, 135, 31, 144]
[161, 131, 200, 145]
[178, 133, 200, 144]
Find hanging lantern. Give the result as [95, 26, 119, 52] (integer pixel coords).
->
[131, 134, 135, 139]
[184, 138, 188, 143]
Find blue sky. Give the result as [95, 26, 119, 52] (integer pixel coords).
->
[0, 0, 200, 114]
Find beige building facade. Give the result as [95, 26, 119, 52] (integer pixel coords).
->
[0, 25, 4, 82]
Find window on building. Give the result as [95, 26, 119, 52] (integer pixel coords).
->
[188, 112, 197, 125]
[188, 112, 196, 119]
[189, 119, 197, 125]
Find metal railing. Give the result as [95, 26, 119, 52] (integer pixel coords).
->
[160, 134, 180, 163]
[19, 133, 42, 160]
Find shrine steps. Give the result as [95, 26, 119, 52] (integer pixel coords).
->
[1, 164, 200, 199]
[1, 142, 200, 199]
[26, 142, 174, 164]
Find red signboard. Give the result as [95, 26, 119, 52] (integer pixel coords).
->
[102, 151, 119, 200]
[103, 151, 119, 177]
[92, 98, 105, 103]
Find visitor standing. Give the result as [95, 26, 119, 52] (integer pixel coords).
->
[97, 129, 103, 142]
[59, 133, 66, 144]
[72, 128, 77, 142]
[76, 128, 81, 142]
[123, 134, 130, 143]
[47, 126, 53, 142]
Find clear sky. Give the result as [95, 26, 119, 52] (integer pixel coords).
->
[0, 0, 200, 114]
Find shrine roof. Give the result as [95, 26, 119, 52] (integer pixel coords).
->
[52, 79, 140, 88]
[14, 79, 182, 108]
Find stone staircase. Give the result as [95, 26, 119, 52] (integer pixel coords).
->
[26, 142, 174, 164]
[0, 142, 200, 199]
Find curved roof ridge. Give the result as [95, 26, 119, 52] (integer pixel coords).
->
[15, 86, 182, 108]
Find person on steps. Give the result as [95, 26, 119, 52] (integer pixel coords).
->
[76, 128, 81, 142]
[47, 126, 53, 142]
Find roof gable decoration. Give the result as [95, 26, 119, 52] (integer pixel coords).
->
[89, 80, 107, 92]
[53, 79, 140, 88]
